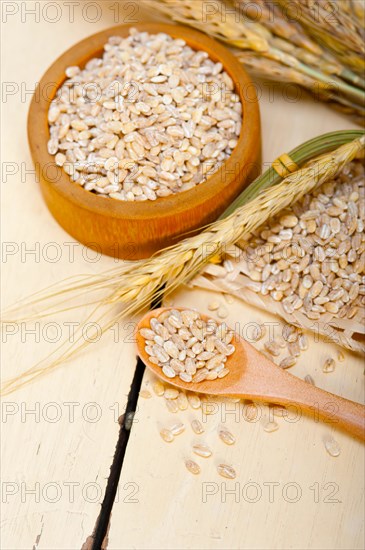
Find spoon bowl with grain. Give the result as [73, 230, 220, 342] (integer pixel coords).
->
[137, 307, 365, 440]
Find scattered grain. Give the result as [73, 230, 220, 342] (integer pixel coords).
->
[185, 459, 201, 475]
[323, 435, 341, 457]
[217, 464, 236, 479]
[165, 399, 179, 413]
[244, 402, 260, 422]
[280, 356, 297, 369]
[218, 428, 236, 445]
[187, 393, 201, 409]
[191, 419, 204, 434]
[298, 334, 309, 351]
[193, 443, 212, 458]
[153, 380, 165, 396]
[263, 420, 279, 433]
[164, 388, 179, 399]
[160, 428, 174, 442]
[177, 392, 189, 410]
[323, 357, 336, 373]
[170, 422, 185, 436]
[218, 307, 229, 319]
[288, 341, 301, 357]
[264, 341, 281, 356]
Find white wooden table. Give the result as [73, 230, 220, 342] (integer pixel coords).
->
[1, 2, 364, 549]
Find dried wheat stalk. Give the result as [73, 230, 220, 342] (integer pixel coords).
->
[234, 0, 322, 54]
[146, 0, 365, 120]
[280, 0, 365, 76]
[2, 136, 364, 395]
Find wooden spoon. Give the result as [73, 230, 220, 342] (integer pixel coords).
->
[137, 308, 365, 440]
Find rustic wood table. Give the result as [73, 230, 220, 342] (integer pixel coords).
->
[1, 2, 364, 549]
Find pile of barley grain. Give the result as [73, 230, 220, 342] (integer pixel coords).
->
[236, 160, 365, 322]
[140, 309, 235, 383]
[48, 28, 242, 201]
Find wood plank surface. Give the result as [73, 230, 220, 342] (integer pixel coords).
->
[1, 2, 364, 549]
[1, 3, 152, 548]
[108, 288, 364, 550]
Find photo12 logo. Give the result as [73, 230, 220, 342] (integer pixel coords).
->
[202, 481, 341, 504]
[1, 2, 140, 25]
[1, 480, 139, 504]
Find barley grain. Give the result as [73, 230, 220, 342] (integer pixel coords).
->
[193, 443, 212, 458]
[323, 435, 341, 457]
[188, 394, 201, 409]
[170, 422, 185, 435]
[244, 402, 259, 421]
[164, 388, 179, 399]
[323, 357, 336, 373]
[229, 160, 364, 332]
[153, 380, 165, 396]
[217, 367, 230, 378]
[263, 420, 279, 432]
[298, 334, 309, 351]
[217, 464, 236, 479]
[288, 341, 301, 357]
[218, 307, 229, 319]
[280, 356, 297, 369]
[218, 428, 236, 445]
[179, 372, 193, 383]
[177, 392, 189, 410]
[163, 340, 180, 359]
[264, 341, 281, 356]
[185, 459, 201, 475]
[191, 419, 204, 434]
[165, 399, 179, 413]
[193, 369, 208, 383]
[162, 365, 177, 379]
[160, 428, 174, 442]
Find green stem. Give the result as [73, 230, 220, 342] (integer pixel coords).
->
[220, 130, 364, 219]
[341, 68, 365, 91]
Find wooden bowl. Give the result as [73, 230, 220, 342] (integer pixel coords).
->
[28, 23, 261, 259]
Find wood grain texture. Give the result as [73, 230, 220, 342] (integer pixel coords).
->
[28, 23, 261, 259]
[1, 2, 363, 549]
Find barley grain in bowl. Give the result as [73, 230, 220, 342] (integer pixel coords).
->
[28, 23, 261, 258]
[48, 29, 243, 202]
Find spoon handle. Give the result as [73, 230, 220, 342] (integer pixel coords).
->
[233, 345, 365, 440]
[274, 379, 365, 441]
[264, 367, 365, 440]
